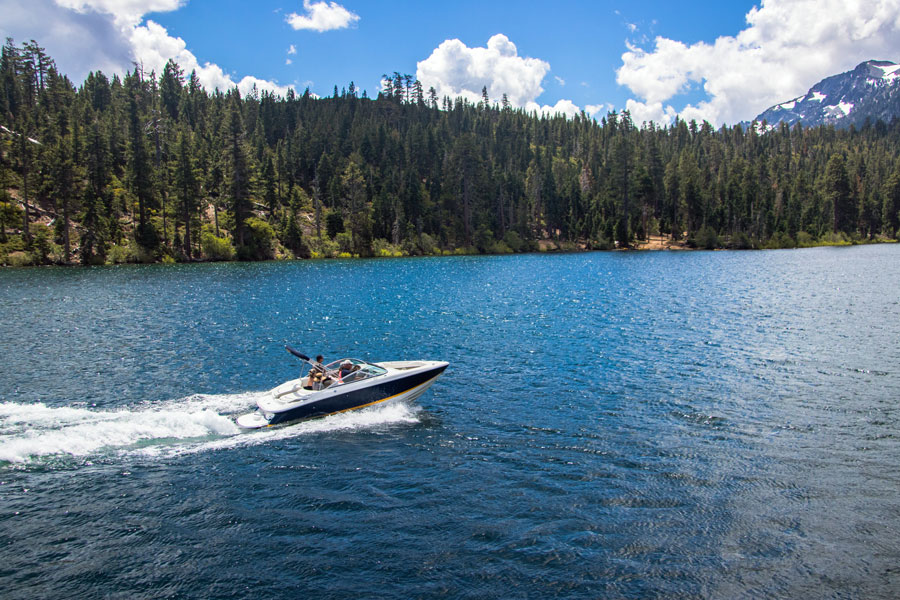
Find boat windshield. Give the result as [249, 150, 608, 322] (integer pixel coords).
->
[323, 358, 387, 384]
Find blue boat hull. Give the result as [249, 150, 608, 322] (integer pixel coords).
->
[267, 363, 447, 425]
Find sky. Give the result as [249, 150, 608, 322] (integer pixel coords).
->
[3, 0, 900, 126]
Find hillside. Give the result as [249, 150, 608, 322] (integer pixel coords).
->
[2, 39, 900, 266]
[754, 60, 900, 129]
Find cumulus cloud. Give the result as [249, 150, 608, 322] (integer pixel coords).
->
[526, 98, 582, 118]
[586, 103, 614, 118]
[0, 0, 292, 96]
[0, 0, 135, 79]
[288, 44, 297, 55]
[417, 34, 598, 118]
[617, 0, 900, 126]
[53, 0, 185, 26]
[286, 0, 359, 32]
[417, 34, 549, 106]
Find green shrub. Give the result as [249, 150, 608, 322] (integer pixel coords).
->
[821, 231, 851, 246]
[105, 240, 154, 264]
[1, 236, 26, 260]
[590, 237, 614, 251]
[765, 231, 796, 249]
[236, 217, 275, 261]
[201, 232, 235, 261]
[419, 233, 440, 255]
[373, 238, 404, 257]
[308, 235, 339, 258]
[6, 251, 35, 267]
[106, 244, 130, 264]
[489, 240, 513, 254]
[402, 232, 440, 256]
[335, 231, 353, 254]
[727, 231, 753, 249]
[280, 214, 310, 259]
[796, 231, 815, 247]
[29, 226, 59, 264]
[474, 226, 494, 253]
[502, 230, 524, 253]
[695, 225, 720, 249]
[134, 221, 160, 251]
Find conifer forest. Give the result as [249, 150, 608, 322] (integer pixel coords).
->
[1, 39, 899, 266]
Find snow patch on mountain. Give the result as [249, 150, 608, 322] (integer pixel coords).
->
[751, 60, 900, 129]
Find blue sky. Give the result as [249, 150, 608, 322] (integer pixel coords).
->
[145, 0, 750, 108]
[4, 0, 900, 125]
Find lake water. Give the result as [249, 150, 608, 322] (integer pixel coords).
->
[1, 246, 899, 599]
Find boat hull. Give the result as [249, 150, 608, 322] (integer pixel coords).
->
[251, 361, 447, 427]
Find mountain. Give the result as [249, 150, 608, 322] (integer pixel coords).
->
[753, 60, 900, 129]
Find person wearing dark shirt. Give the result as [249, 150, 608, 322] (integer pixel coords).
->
[309, 354, 327, 390]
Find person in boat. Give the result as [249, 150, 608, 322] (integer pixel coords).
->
[309, 355, 328, 390]
[338, 360, 354, 381]
[338, 360, 362, 382]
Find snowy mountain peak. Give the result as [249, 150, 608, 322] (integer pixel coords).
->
[753, 60, 900, 129]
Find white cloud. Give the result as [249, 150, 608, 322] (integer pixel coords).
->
[417, 34, 552, 107]
[586, 103, 614, 118]
[0, 0, 292, 97]
[131, 20, 292, 95]
[286, 0, 359, 32]
[554, 75, 566, 86]
[617, 0, 900, 126]
[623, 99, 677, 127]
[54, 0, 185, 26]
[287, 44, 297, 55]
[416, 34, 603, 119]
[0, 0, 134, 79]
[525, 98, 581, 118]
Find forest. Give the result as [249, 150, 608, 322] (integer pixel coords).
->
[1, 38, 900, 266]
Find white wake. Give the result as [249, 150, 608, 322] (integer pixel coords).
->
[0, 392, 422, 465]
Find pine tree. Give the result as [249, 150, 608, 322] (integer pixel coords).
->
[80, 121, 109, 264]
[126, 70, 158, 250]
[226, 91, 251, 250]
[825, 153, 853, 234]
[175, 129, 199, 258]
[882, 160, 900, 236]
[159, 59, 183, 120]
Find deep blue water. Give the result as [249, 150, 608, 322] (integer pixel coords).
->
[1, 246, 899, 599]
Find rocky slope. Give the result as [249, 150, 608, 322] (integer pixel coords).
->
[753, 60, 900, 129]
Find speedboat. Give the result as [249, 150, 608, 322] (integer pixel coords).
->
[236, 346, 448, 429]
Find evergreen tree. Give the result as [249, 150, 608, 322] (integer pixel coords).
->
[226, 91, 251, 251]
[126, 69, 158, 250]
[825, 153, 853, 234]
[882, 160, 900, 236]
[81, 121, 109, 264]
[175, 129, 199, 258]
[3, 36, 900, 266]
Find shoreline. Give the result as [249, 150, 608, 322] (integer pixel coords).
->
[2, 236, 896, 268]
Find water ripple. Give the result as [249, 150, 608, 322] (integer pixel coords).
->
[1, 247, 899, 598]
